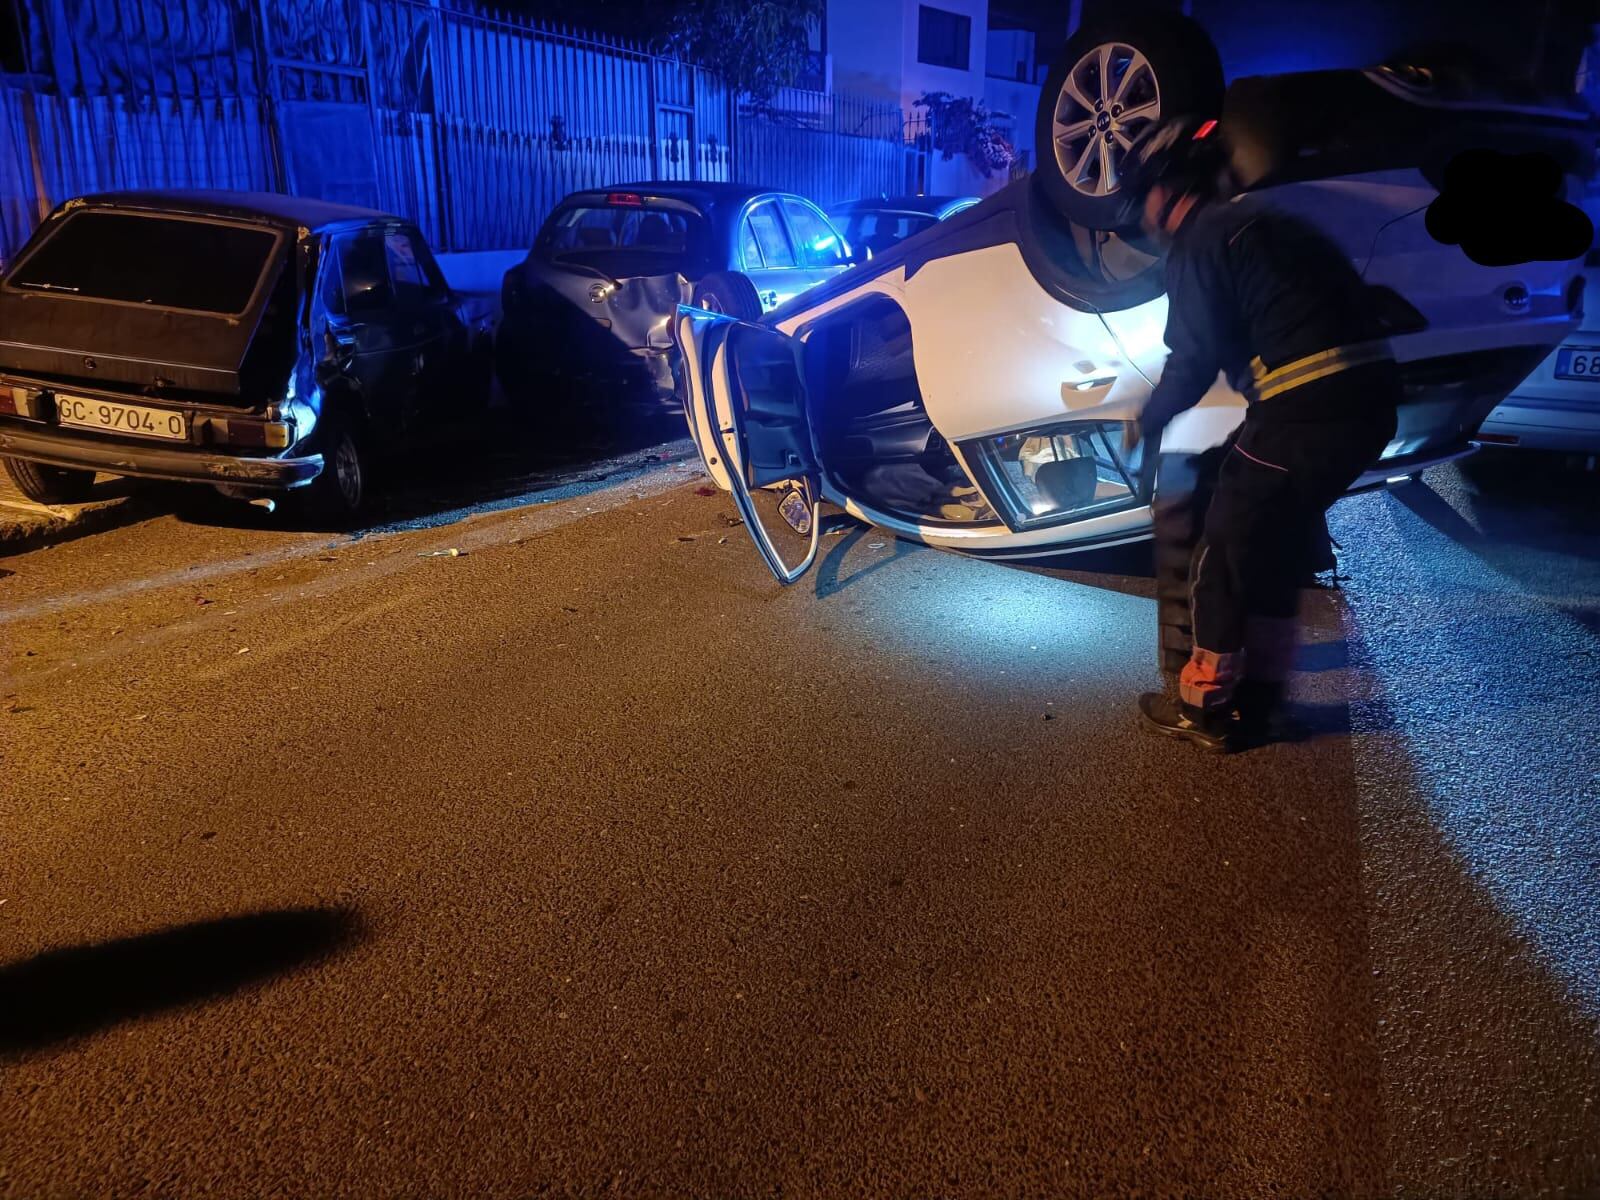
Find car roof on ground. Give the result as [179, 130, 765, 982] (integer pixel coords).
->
[64, 190, 397, 231]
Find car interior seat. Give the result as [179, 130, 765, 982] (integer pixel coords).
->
[635, 213, 673, 248]
[1034, 458, 1099, 513]
[861, 216, 901, 259]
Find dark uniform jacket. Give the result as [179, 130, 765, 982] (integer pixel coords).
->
[1139, 200, 1393, 443]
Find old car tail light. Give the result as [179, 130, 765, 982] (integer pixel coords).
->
[215, 418, 293, 448]
[0, 386, 42, 417]
[607, 192, 645, 207]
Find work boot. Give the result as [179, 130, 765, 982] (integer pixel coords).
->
[1234, 680, 1301, 745]
[1137, 692, 1235, 753]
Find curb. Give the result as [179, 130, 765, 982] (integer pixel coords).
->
[0, 493, 135, 554]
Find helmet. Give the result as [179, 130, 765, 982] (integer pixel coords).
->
[1117, 114, 1228, 228]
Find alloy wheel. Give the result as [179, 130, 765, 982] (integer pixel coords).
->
[334, 434, 363, 510]
[1050, 42, 1162, 199]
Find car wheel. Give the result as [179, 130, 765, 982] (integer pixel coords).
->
[693, 271, 764, 322]
[303, 412, 373, 527]
[1035, 11, 1223, 230]
[3, 456, 96, 505]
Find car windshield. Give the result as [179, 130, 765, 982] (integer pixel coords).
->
[6, 211, 280, 315]
[541, 204, 700, 258]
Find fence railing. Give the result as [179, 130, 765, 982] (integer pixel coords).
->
[1, 0, 915, 262]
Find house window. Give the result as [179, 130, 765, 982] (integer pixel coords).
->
[917, 5, 971, 71]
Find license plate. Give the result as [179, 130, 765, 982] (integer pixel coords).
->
[56, 394, 187, 441]
[1555, 347, 1600, 381]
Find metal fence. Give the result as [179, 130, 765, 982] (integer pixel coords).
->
[0, 0, 912, 261]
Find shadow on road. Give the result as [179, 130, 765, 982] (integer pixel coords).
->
[0, 907, 359, 1058]
[813, 519, 926, 599]
[164, 408, 691, 538]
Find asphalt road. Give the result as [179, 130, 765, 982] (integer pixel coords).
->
[2, 446, 1598, 1198]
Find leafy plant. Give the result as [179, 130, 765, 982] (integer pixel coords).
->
[914, 92, 1016, 178]
[658, 0, 824, 105]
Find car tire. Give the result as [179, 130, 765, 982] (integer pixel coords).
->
[693, 272, 764, 322]
[302, 410, 373, 527]
[3, 456, 96, 505]
[1035, 11, 1224, 230]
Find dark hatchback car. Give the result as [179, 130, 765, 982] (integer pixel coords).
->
[496, 182, 855, 410]
[0, 191, 492, 520]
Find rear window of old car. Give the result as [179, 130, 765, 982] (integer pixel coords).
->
[6, 211, 279, 315]
[539, 205, 701, 257]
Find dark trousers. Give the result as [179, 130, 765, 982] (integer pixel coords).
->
[1179, 383, 1398, 710]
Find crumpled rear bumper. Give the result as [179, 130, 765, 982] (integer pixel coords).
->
[0, 421, 323, 491]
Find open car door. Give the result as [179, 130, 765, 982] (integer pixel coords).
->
[675, 305, 822, 584]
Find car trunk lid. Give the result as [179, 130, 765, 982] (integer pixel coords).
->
[527, 259, 688, 352]
[0, 207, 292, 400]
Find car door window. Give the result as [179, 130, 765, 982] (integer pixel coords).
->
[747, 202, 796, 269]
[738, 216, 764, 269]
[781, 200, 847, 269]
[337, 230, 392, 317]
[385, 228, 448, 308]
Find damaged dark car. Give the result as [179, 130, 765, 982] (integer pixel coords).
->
[0, 191, 493, 522]
[495, 183, 857, 415]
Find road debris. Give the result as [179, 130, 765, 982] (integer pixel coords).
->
[694, 485, 719, 497]
[418, 548, 464, 558]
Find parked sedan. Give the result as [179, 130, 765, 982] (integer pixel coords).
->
[676, 14, 1593, 585]
[1477, 257, 1600, 455]
[497, 183, 856, 407]
[828, 195, 981, 258]
[0, 190, 493, 521]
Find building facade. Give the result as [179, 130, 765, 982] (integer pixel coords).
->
[819, 0, 1050, 197]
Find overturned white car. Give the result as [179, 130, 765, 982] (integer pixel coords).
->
[676, 14, 1594, 583]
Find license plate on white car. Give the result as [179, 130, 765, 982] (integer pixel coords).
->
[1554, 347, 1600, 381]
[56, 394, 187, 441]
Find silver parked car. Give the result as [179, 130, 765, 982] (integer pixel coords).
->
[1478, 257, 1600, 455]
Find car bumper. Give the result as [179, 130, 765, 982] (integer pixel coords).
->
[1476, 398, 1600, 454]
[0, 422, 323, 491]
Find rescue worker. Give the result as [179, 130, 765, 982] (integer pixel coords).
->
[1121, 115, 1401, 751]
